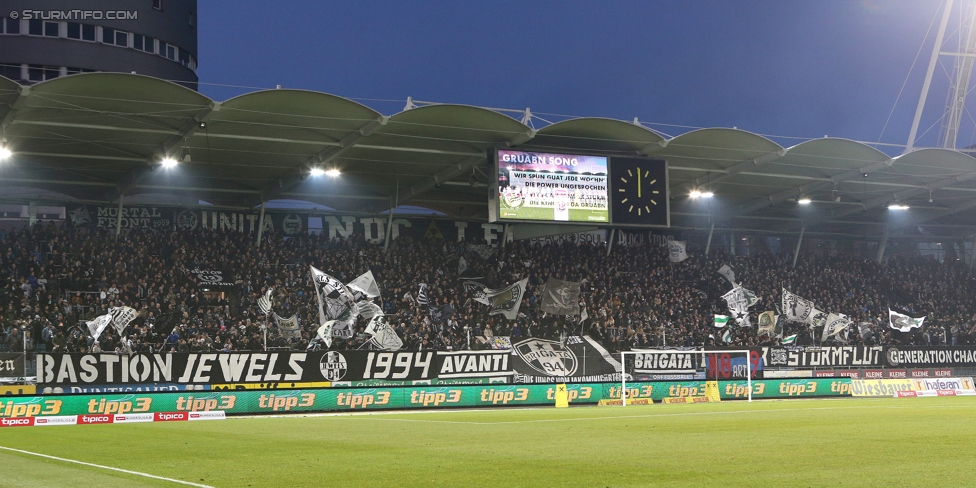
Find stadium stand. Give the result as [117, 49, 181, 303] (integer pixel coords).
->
[2, 221, 972, 356]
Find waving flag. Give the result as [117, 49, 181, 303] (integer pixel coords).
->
[463, 281, 492, 305]
[315, 321, 335, 348]
[540, 278, 581, 315]
[821, 313, 852, 343]
[888, 309, 925, 333]
[365, 316, 403, 351]
[782, 289, 816, 324]
[310, 266, 359, 339]
[357, 301, 384, 320]
[275, 314, 302, 340]
[109, 306, 138, 336]
[488, 278, 528, 320]
[717, 264, 736, 285]
[668, 240, 688, 262]
[757, 311, 777, 336]
[257, 288, 274, 315]
[86, 314, 113, 340]
[347, 270, 381, 298]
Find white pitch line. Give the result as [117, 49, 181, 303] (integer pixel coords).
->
[0, 445, 214, 488]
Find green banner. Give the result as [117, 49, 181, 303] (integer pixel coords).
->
[605, 378, 852, 402]
[0, 379, 852, 418]
[0, 384, 598, 417]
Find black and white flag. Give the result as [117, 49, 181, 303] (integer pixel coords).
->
[810, 309, 828, 330]
[858, 322, 875, 342]
[86, 314, 113, 340]
[781, 288, 816, 324]
[468, 244, 496, 260]
[668, 240, 688, 262]
[357, 301, 384, 320]
[347, 270, 381, 299]
[257, 288, 274, 315]
[489, 278, 528, 320]
[458, 257, 469, 275]
[721, 285, 759, 321]
[366, 316, 403, 351]
[757, 311, 777, 336]
[821, 313, 852, 343]
[717, 264, 736, 285]
[315, 320, 335, 348]
[417, 283, 430, 306]
[463, 281, 492, 305]
[109, 306, 138, 336]
[429, 303, 455, 324]
[540, 278, 581, 315]
[274, 314, 302, 340]
[310, 266, 359, 339]
[888, 309, 925, 333]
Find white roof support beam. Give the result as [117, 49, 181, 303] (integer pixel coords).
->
[11, 119, 180, 136]
[674, 148, 786, 195]
[0, 85, 30, 132]
[637, 139, 668, 156]
[888, 198, 976, 231]
[386, 129, 524, 209]
[823, 170, 976, 223]
[393, 155, 485, 207]
[107, 102, 221, 202]
[736, 157, 894, 215]
[253, 115, 388, 205]
[506, 129, 537, 147]
[757, 169, 976, 236]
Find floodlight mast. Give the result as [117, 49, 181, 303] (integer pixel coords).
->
[942, 1, 976, 149]
[906, 0, 976, 151]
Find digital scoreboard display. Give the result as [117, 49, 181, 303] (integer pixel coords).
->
[494, 150, 609, 223]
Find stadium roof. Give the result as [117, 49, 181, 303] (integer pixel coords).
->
[2, 72, 976, 241]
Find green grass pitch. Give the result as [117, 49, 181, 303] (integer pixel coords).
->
[1, 397, 974, 487]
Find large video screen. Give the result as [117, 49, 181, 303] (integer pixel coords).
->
[495, 150, 608, 222]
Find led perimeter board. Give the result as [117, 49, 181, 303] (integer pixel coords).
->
[492, 150, 609, 223]
[489, 149, 668, 227]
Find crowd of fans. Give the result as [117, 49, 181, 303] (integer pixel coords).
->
[2, 221, 976, 357]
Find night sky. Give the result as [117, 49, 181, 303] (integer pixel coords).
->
[197, 1, 959, 150]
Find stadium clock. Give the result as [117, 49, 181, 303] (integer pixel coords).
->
[609, 157, 668, 226]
